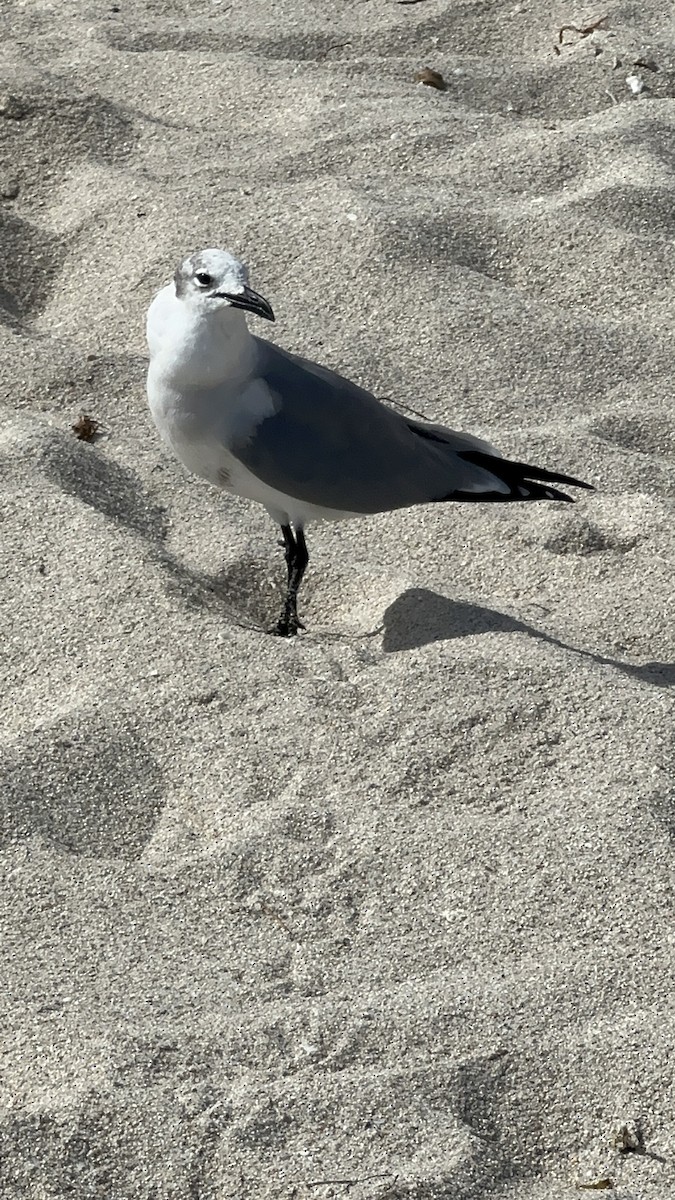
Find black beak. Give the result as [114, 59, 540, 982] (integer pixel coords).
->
[215, 285, 275, 322]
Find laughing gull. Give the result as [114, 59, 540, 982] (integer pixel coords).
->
[146, 248, 593, 636]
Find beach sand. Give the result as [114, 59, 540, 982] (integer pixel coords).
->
[1, 1, 674, 1196]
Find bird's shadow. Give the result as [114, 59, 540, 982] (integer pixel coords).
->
[383, 588, 675, 689]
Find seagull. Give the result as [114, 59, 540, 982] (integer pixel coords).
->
[146, 248, 593, 636]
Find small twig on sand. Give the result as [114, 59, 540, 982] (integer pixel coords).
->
[258, 903, 295, 938]
[558, 14, 608, 44]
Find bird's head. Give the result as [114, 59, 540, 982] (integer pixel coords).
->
[173, 248, 275, 322]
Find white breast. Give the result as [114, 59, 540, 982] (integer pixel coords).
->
[148, 373, 275, 485]
[146, 284, 361, 526]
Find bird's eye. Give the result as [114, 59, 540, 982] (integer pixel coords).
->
[195, 271, 213, 287]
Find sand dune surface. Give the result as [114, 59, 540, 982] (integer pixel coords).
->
[1, 2, 674, 1197]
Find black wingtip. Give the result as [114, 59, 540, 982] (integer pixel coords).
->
[452, 450, 594, 504]
[562, 476, 595, 492]
[542, 487, 575, 503]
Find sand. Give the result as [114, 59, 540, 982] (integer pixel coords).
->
[1, 1, 674, 1196]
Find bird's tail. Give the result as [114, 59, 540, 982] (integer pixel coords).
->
[450, 449, 594, 504]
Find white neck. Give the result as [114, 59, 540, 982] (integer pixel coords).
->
[149, 288, 257, 388]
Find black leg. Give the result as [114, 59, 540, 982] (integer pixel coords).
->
[279, 523, 296, 584]
[272, 525, 309, 637]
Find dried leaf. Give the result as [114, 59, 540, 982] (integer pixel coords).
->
[415, 68, 446, 91]
[71, 414, 99, 442]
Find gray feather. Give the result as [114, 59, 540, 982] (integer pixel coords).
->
[229, 339, 503, 513]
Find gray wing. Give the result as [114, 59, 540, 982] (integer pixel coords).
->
[229, 339, 504, 514]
